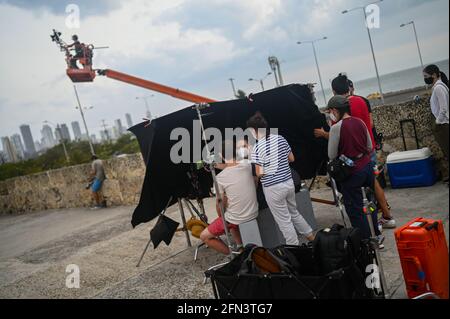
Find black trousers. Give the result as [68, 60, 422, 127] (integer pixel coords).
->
[339, 163, 380, 239]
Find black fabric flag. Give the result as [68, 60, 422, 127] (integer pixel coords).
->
[129, 84, 329, 228]
[150, 215, 180, 249]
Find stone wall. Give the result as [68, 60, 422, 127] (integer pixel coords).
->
[1, 96, 448, 214]
[372, 94, 448, 177]
[0, 154, 145, 215]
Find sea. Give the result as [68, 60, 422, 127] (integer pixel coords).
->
[317, 59, 449, 103]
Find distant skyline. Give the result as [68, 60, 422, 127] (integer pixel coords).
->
[0, 114, 132, 160]
[0, 0, 449, 152]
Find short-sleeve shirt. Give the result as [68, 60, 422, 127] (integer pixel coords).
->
[92, 159, 106, 182]
[251, 134, 293, 188]
[217, 162, 259, 225]
[348, 95, 375, 151]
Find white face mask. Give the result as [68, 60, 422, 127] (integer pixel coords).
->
[237, 147, 249, 160]
[329, 112, 338, 123]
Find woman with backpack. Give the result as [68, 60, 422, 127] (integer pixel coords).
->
[423, 65, 449, 183]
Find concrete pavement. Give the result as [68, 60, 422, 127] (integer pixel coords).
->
[0, 183, 448, 299]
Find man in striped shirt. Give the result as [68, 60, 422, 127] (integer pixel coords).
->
[247, 112, 314, 245]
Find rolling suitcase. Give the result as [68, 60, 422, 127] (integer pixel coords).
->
[395, 218, 449, 299]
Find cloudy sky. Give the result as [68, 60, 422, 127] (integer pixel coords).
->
[0, 0, 449, 148]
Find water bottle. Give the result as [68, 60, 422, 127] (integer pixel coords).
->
[340, 155, 355, 167]
[373, 165, 380, 176]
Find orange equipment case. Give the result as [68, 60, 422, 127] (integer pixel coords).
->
[395, 217, 449, 299]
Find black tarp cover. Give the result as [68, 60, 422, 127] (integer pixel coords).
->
[129, 84, 329, 228]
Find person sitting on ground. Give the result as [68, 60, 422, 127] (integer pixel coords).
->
[327, 95, 383, 244]
[247, 112, 315, 245]
[200, 140, 259, 255]
[89, 155, 106, 209]
[67, 35, 84, 69]
[423, 64, 449, 185]
[314, 74, 396, 229]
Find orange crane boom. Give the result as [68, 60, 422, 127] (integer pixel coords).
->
[98, 69, 217, 104]
[51, 30, 216, 104]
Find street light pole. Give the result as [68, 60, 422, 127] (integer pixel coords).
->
[136, 95, 154, 120]
[401, 21, 424, 70]
[363, 8, 384, 104]
[229, 78, 237, 98]
[249, 72, 272, 92]
[73, 85, 95, 155]
[298, 37, 328, 106]
[343, 0, 385, 104]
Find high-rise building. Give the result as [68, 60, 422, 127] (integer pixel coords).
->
[34, 140, 43, 152]
[90, 134, 97, 144]
[100, 130, 110, 143]
[54, 126, 62, 142]
[1, 136, 18, 163]
[71, 121, 83, 141]
[20, 124, 36, 158]
[0, 151, 7, 164]
[114, 119, 124, 137]
[60, 124, 71, 142]
[108, 128, 117, 141]
[125, 113, 133, 128]
[41, 125, 56, 149]
[10, 134, 25, 160]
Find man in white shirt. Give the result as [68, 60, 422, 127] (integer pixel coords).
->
[200, 140, 259, 255]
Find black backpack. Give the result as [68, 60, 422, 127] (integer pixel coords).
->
[312, 224, 362, 275]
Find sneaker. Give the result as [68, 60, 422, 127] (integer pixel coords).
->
[378, 223, 383, 234]
[377, 235, 385, 250]
[379, 217, 397, 229]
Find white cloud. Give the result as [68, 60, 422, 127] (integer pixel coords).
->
[299, 0, 346, 36]
[0, 0, 247, 140]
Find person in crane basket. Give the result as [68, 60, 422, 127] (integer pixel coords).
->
[67, 35, 85, 69]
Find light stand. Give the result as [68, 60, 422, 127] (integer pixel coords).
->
[330, 177, 349, 228]
[136, 196, 173, 267]
[362, 187, 389, 299]
[193, 103, 234, 260]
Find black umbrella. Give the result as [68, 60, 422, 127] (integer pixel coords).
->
[129, 84, 329, 228]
